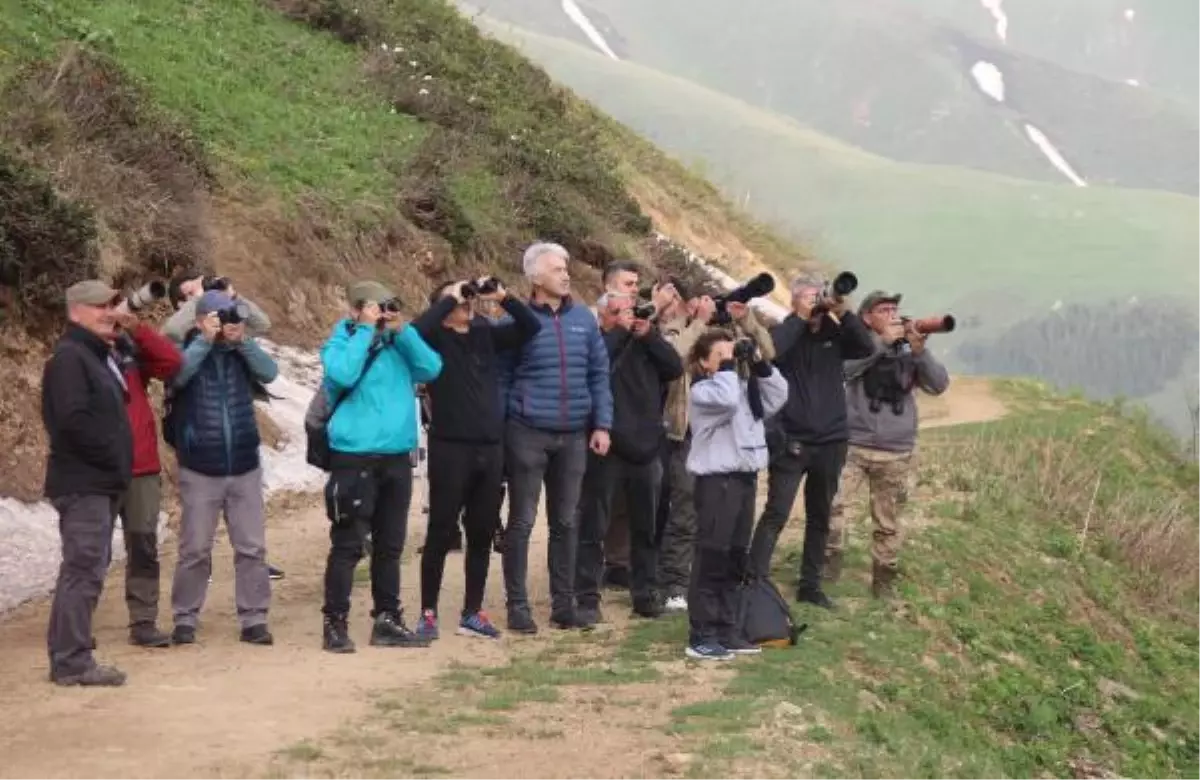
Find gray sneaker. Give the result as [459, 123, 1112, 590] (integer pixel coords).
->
[53, 664, 127, 687]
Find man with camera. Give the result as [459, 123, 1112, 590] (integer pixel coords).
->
[655, 279, 774, 612]
[42, 281, 133, 685]
[574, 291, 683, 624]
[749, 272, 874, 609]
[502, 242, 612, 634]
[825, 292, 949, 598]
[166, 290, 279, 645]
[163, 268, 284, 581]
[683, 329, 788, 660]
[318, 280, 443, 653]
[409, 277, 540, 641]
[112, 292, 183, 648]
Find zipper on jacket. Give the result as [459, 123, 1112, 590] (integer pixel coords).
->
[553, 314, 568, 427]
[217, 353, 233, 474]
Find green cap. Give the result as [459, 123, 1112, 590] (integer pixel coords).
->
[65, 280, 121, 307]
[858, 290, 902, 316]
[347, 280, 397, 307]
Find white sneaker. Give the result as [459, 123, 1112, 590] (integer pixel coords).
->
[664, 595, 688, 612]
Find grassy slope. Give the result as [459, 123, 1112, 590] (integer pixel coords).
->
[268, 383, 1199, 780]
[477, 20, 1199, 326]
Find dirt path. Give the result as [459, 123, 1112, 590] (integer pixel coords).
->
[918, 375, 1007, 429]
[0, 491, 538, 779]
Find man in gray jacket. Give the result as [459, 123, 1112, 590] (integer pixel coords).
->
[825, 291, 950, 598]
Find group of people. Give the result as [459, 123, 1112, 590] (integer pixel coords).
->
[39, 239, 948, 685]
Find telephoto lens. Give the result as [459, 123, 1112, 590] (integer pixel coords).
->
[124, 280, 167, 312]
[202, 276, 230, 292]
[633, 303, 656, 320]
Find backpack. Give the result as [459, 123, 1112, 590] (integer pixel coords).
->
[304, 346, 384, 471]
[737, 576, 807, 648]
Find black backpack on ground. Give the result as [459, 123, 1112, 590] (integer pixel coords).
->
[737, 575, 807, 648]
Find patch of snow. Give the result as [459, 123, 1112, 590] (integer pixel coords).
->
[561, 0, 620, 61]
[979, 0, 1009, 43]
[1023, 123, 1088, 187]
[1124, 8, 1135, 21]
[1051, 299, 1064, 311]
[1125, 78, 1140, 87]
[970, 61, 1006, 102]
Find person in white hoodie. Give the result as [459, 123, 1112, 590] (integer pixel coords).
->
[684, 328, 788, 661]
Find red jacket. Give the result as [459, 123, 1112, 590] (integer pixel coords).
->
[119, 324, 183, 477]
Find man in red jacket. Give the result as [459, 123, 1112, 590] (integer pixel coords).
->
[114, 309, 183, 647]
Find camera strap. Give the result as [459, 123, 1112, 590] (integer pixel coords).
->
[328, 345, 385, 420]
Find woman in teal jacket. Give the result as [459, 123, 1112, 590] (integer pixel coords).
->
[318, 280, 443, 655]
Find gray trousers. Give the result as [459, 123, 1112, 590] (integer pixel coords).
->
[120, 475, 161, 627]
[171, 467, 270, 630]
[502, 420, 588, 617]
[47, 494, 118, 678]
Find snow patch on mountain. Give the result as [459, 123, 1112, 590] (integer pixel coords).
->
[979, 0, 1009, 43]
[561, 0, 619, 61]
[1023, 124, 1088, 187]
[970, 61, 1006, 102]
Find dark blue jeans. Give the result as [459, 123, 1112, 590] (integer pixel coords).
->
[502, 420, 588, 618]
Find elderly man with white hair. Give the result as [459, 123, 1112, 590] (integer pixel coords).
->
[501, 241, 613, 633]
[749, 271, 874, 610]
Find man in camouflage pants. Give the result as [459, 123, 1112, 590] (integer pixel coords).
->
[826, 291, 949, 597]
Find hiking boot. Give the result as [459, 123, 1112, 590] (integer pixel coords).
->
[52, 664, 127, 687]
[721, 635, 763, 656]
[323, 614, 356, 654]
[458, 611, 502, 640]
[871, 562, 898, 599]
[370, 612, 431, 648]
[240, 624, 274, 645]
[506, 609, 539, 635]
[550, 610, 586, 631]
[267, 564, 285, 581]
[632, 598, 663, 620]
[796, 587, 836, 610]
[576, 604, 604, 629]
[664, 595, 688, 613]
[415, 609, 440, 641]
[129, 623, 171, 648]
[171, 625, 196, 645]
[685, 643, 732, 661]
[822, 550, 844, 585]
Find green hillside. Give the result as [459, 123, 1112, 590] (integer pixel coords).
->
[477, 21, 1199, 326]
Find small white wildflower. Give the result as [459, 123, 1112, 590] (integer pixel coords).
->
[418, 88, 430, 96]
[409, 60, 419, 68]
[510, 134, 519, 141]
[422, 74, 432, 81]
[381, 43, 390, 52]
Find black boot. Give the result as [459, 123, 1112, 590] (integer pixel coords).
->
[370, 612, 431, 648]
[323, 614, 356, 653]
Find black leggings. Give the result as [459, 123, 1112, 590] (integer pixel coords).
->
[420, 439, 503, 617]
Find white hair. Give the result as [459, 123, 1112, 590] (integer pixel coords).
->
[522, 241, 569, 280]
[595, 291, 633, 310]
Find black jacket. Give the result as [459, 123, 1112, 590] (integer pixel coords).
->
[770, 311, 875, 445]
[41, 324, 134, 498]
[605, 326, 684, 464]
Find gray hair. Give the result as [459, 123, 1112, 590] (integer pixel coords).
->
[790, 271, 825, 294]
[595, 291, 633, 310]
[522, 241, 570, 280]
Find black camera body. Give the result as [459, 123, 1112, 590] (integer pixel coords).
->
[202, 276, 230, 292]
[633, 302, 656, 320]
[462, 277, 501, 299]
[217, 302, 251, 325]
[733, 338, 757, 362]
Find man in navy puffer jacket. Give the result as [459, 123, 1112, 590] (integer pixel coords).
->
[502, 241, 613, 633]
[167, 291, 279, 646]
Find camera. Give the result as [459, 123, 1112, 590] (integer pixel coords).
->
[217, 302, 251, 325]
[902, 314, 956, 335]
[733, 338, 757, 362]
[813, 271, 857, 313]
[711, 273, 776, 326]
[202, 276, 230, 292]
[121, 280, 167, 313]
[632, 302, 656, 320]
[461, 276, 501, 299]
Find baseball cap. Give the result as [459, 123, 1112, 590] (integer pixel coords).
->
[347, 280, 398, 307]
[859, 290, 903, 316]
[196, 290, 234, 316]
[65, 280, 121, 307]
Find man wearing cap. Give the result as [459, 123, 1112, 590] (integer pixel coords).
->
[826, 291, 949, 597]
[165, 290, 279, 645]
[41, 281, 132, 685]
[318, 280, 443, 653]
[749, 271, 874, 609]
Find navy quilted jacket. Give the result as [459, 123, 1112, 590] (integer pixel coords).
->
[505, 298, 612, 433]
[171, 333, 279, 477]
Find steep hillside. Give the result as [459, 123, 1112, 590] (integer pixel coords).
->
[0, 0, 805, 502]
[458, 0, 1199, 195]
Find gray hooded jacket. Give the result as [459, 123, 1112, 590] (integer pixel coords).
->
[844, 334, 950, 452]
[686, 363, 789, 476]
